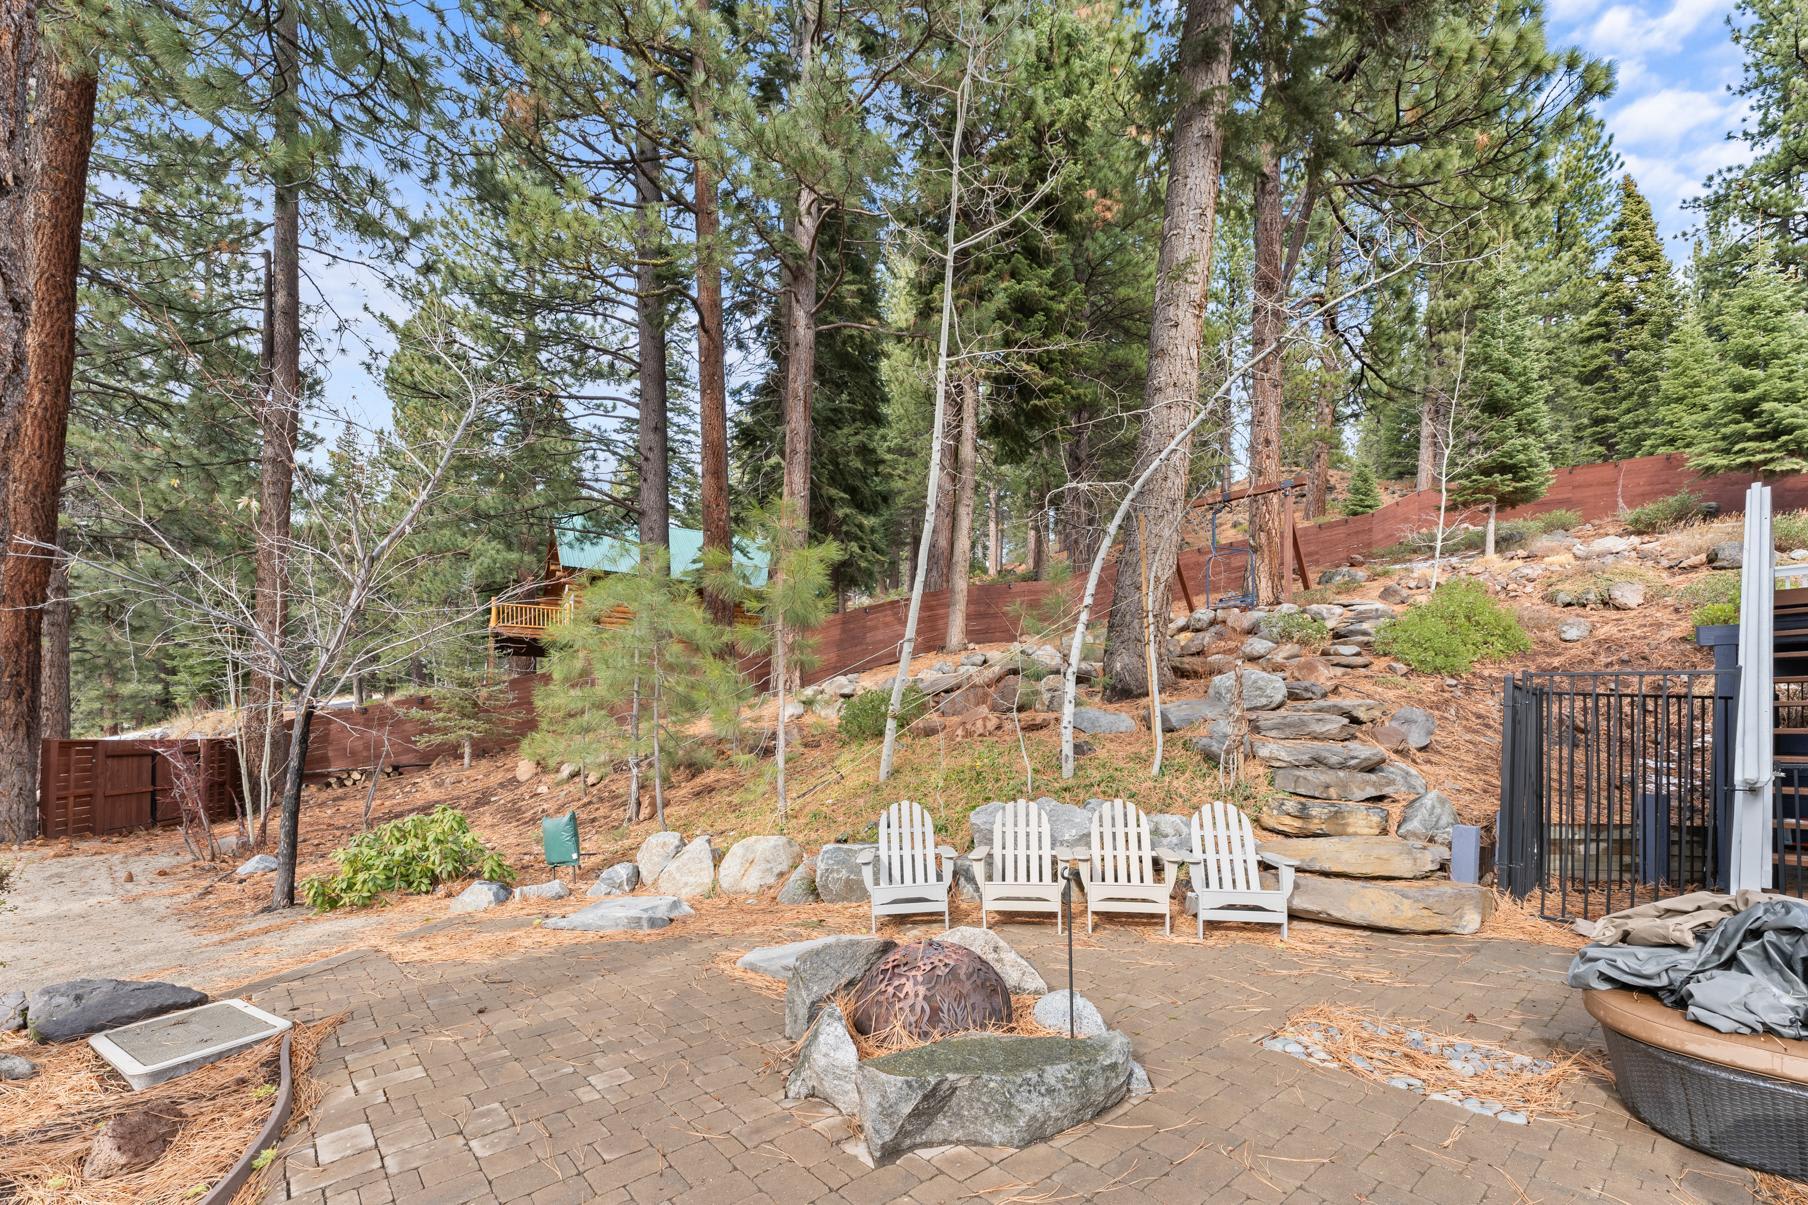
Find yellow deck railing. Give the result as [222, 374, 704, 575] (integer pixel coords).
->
[488, 597, 575, 632]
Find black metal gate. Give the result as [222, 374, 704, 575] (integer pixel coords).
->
[1498, 669, 1735, 920]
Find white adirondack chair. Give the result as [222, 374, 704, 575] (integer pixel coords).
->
[970, 799, 1065, 931]
[1186, 801, 1297, 939]
[1079, 799, 1176, 934]
[857, 800, 956, 932]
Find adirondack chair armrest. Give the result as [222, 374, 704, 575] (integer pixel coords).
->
[936, 844, 958, 881]
[969, 845, 992, 883]
[855, 846, 877, 890]
[1257, 851, 1302, 869]
[1158, 852, 1189, 882]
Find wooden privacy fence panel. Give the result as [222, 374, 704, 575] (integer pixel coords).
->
[39, 738, 241, 839]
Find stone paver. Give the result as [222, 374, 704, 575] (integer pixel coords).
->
[247, 919, 1760, 1204]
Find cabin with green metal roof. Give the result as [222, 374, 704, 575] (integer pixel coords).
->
[487, 519, 767, 656]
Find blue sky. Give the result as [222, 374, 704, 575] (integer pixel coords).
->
[1549, 0, 1749, 259]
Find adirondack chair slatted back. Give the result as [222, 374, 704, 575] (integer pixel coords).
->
[993, 799, 1056, 884]
[1090, 799, 1155, 885]
[1191, 801, 1261, 893]
[878, 800, 937, 888]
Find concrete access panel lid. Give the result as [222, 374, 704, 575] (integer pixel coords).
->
[89, 998, 292, 1091]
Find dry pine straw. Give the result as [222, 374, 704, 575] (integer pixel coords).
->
[1272, 1004, 1607, 1122]
[0, 1015, 339, 1205]
[826, 990, 1061, 1061]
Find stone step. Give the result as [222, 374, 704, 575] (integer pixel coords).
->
[1257, 799, 1390, 837]
[1257, 836, 1446, 880]
[1251, 737, 1386, 772]
[1287, 875, 1494, 935]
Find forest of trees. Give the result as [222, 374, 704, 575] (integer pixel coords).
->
[0, 0, 1803, 863]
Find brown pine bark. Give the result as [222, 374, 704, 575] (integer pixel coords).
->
[692, 37, 731, 623]
[39, 539, 69, 740]
[1248, 142, 1288, 603]
[634, 115, 669, 555]
[265, 0, 304, 904]
[2, 43, 92, 841]
[986, 481, 1000, 575]
[923, 404, 958, 592]
[1099, 0, 1231, 700]
[1308, 251, 1344, 521]
[0, 0, 38, 842]
[943, 371, 980, 649]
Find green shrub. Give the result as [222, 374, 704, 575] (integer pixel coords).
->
[1531, 508, 1581, 533]
[1775, 511, 1808, 553]
[1624, 490, 1708, 535]
[301, 806, 513, 911]
[1680, 572, 1740, 608]
[1261, 611, 1330, 649]
[1692, 602, 1740, 631]
[1372, 580, 1531, 675]
[1543, 567, 1665, 608]
[838, 686, 929, 742]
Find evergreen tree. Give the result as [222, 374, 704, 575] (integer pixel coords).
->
[1697, 0, 1808, 270]
[1573, 176, 1677, 458]
[1342, 462, 1381, 515]
[400, 663, 515, 769]
[1649, 299, 1721, 457]
[1683, 255, 1808, 475]
[1456, 281, 1555, 527]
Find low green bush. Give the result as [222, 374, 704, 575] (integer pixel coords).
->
[1624, 490, 1707, 534]
[1531, 508, 1581, 533]
[838, 685, 929, 742]
[1261, 611, 1330, 649]
[302, 806, 513, 911]
[1680, 572, 1740, 608]
[1775, 511, 1808, 553]
[1691, 602, 1740, 631]
[1372, 580, 1531, 675]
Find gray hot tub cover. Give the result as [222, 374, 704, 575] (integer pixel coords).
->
[1567, 898, 1808, 1039]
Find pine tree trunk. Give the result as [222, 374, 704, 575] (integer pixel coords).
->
[0, 0, 37, 842]
[1056, 417, 1099, 570]
[1308, 246, 1343, 521]
[39, 540, 69, 741]
[986, 481, 1000, 575]
[924, 413, 958, 593]
[1248, 142, 1288, 604]
[0, 49, 92, 841]
[1417, 306, 1441, 491]
[1028, 511, 1045, 579]
[943, 372, 980, 650]
[247, 0, 304, 842]
[692, 35, 731, 624]
[1099, 0, 1232, 701]
[635, 113, 669, 555]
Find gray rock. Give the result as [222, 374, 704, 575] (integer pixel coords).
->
[1327, 654, 1373, 669]
[1709, 540, 1743, 569]
[1303, 604, 1345, 623]
[718, 835, 803, 895]
[1333, 621, 1376, 639]
[543, 895, 694, 932]
[1248, 712, 1352, 741]
[25, 979, 208, 1044]
[1328, 643, 1363, 657]
[1240, 636, 1278, 660]
[514, 879, 571, 901]
[740, 935, 870, 980]
[856, 1032, 1133, 1160]
[1289, 876, 1494, 935]
[941, 926, 1048, 994]
[1557, 619, 1593, 643]
[1205, 668, 1287, 713]
[776, 858, 819, 904]
[1032, 990, 1106, 1038]
[1257, 798, 1391, 838]
[235, 854, 277, 876]
[1, 990, 25, 1033]
[952, 854, 981, 903]
[655, 836, 716, 899]
[1159, 697, 1225, 732]
[587, 862, 641, 897]
[1145, 812, 1193, 862]
[961, 651, 989, 667]
[1286, 680, 1330, 700]
[1257, 836, 1446, 879]
[1370, 760, 1428, 798]
[1576, 535, 1633, 559]
[1129, 1061, 1153, 1097]
[0, 1052, 37, 1080]
[1319, 567, 1370, 585]
[450, 880, 512, 913]
[1384, 707, 1436, 750]
[787, 1003, 861, 1116]
[636, 830, 686, 886]
[1608, 580, 1647, 610]
[815, 843, 874, 903]
[1071, 706, 1136, 735]
[1186, 607, 1217, 631]
[1272, 767, 1399, 802]
[785, 937, 896, 1040]
[1188, 719, 1242, 765]
[84, 1110, 178, 1178]
[1397, 792, 1459, 843]
[1379, 583, 1411, 604]
[1296, 697, 1385, 723]
[1251, 738, 1387, 772]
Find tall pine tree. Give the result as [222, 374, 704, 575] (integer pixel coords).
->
[1573, 176, 1676, 458]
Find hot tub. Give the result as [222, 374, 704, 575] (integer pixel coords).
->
[1586, 988, 1808, 1177]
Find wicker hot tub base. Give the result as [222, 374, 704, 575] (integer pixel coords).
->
[1587, 989, 1808, 1179]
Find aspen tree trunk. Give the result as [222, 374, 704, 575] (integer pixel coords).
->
[0, 45, 92, 841]
[634, 111, 669, 554]
[1098, 0, 1232, 700]
[943, 372, 980, 649]
[1248, 142, 1288, 604]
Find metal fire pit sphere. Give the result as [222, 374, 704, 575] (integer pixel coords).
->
[849, 940, 1012, 1040]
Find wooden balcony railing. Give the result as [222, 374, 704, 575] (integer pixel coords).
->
[489, 597, 575, 633]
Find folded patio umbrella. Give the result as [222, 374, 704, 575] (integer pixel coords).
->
[1567, 898, 1808, 1039]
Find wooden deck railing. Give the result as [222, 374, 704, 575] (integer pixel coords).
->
[489, 597, 575, 633]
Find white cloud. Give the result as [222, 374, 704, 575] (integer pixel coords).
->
[1587, 0, 1725, 58]
[1611, 87, 1733, 149]
[1548, 0, 1610, 24]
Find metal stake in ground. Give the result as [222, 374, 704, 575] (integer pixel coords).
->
[1061, 866, 1080, 1040]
